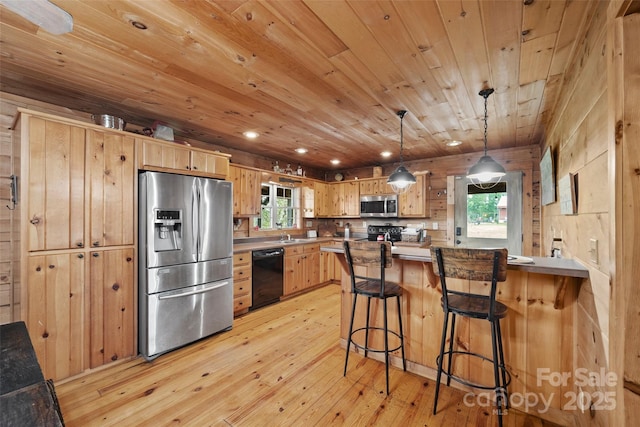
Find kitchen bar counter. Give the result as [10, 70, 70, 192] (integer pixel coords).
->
[321, 243, 587, 424]
[320, 243, 589, 278]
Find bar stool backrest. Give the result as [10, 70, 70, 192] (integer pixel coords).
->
[431, 247, 508, 319]
[343, 241, 393, 298]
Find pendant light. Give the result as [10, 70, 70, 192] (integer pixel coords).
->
[0, 0, 73, 34]
[387, 110, 416, 194]
[467, 88, 506, 189]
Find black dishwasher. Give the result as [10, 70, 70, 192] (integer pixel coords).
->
[251, 248, 284, 310]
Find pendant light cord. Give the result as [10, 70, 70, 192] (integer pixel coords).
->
[483, 94, 488, 156]
[398, 110, 407, 164]
[479, 88, 494, 156]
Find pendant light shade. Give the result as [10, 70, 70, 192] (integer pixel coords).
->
[387, 110, 416, 194]
[467, 88, 506, 189]
[0, 0, 73, 35]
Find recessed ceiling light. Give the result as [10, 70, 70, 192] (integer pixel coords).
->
[131, 21, 147, 30]
[381, 151, 392, 158]
[243, 131, 259, 139]
[446, 140, 462, 147]
[330, 159, 340, 165]
[295, 148, 308, 154]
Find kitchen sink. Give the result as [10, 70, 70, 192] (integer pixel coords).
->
[279, 238, 310, 244]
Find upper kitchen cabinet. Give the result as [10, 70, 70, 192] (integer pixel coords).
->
[138, 138, 229, 179]
[138, 138, 190, 171]
[23, 115, 86, 251]
[330, 181, 360, 217]
[314, 181, 330, 217]
[399, 174, 430, 218]
[190, 150, 229, 177]
[228, 164, 260, 216]
[359, 178, 392, 195]
[87, 130, 135, 248]
[20, 113, 137, 252]
[302, 184, 315, 218]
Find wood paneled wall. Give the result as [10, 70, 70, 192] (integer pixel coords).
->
[540, 2, 613, 426]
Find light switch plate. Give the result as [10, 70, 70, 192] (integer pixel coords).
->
[589, 238, 598, 264]
[432, 222, 438, 230]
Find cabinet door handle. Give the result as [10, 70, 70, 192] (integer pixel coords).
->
[78, 254, 84, 259]
[92, 241, 100, 247]
[77, 242, 84, 248]
[92, 252, 99, 257]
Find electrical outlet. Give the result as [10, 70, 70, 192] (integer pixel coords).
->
[362, 221, 367, 228]
[432, 222, 438, 230]
[589, 238, 598, 264]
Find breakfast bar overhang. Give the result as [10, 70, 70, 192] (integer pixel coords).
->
[321, 243, 589, 423]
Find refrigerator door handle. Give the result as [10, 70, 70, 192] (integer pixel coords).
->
[192, 183, 199, 258]
[197, 180, 204, 260]
[157, 281, 229, 300]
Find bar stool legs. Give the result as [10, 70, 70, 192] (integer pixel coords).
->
[343, 293, 406, 395]
[432, 313, 510, 427]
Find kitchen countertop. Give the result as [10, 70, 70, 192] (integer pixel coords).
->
[233, 237, 343, 253]
[320, 242, 589, 279]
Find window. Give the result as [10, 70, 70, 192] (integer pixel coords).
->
[454, 172, 522, 255]
[466, 182, 508, 239]
[253, 183, 300, 230]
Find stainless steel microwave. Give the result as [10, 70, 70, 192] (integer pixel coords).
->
[360, 194, 398, 218]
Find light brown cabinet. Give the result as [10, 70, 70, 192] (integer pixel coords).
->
[191, 150, 229, 177]
[18, 110, 136, 380]
[139, 138, 191, 171]
[26, 252, 86, 381]
[229, 165, 261, 216]
[314, 182, 330, 217]
[87, 130, 135, 247]
[138, 138, 229, 179]
[320, 250, 342, 284]
[302, 185, 315, 218]
[89, 248, 135, 368]
[359, 178, 392, 196]
[26, 117, 86, 251]
[330, 181, 360, 217]
[233, 251, 252, 315]
[399, 174, 430, 217]
[284, 243, 321, 296]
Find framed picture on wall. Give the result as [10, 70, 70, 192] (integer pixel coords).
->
[540, 146, 556, 206]
[559, 173, 577, 214]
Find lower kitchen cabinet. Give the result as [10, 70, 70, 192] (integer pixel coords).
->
[233, 251, 252, 315]
[89, 248, 135, 368]
[284, 243, 320, 296]
[25, 248, 135, 380]
[26, 252, 86, 381]
[320, 250, 342, 283]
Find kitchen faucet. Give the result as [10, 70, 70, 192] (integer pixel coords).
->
[281, 233, 291, 241]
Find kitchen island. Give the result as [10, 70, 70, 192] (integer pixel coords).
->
[321, 243, 589, 423]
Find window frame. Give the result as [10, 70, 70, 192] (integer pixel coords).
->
[254, 182, 301, 230]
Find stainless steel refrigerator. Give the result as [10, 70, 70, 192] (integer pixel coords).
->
[138, 171, 233, 360]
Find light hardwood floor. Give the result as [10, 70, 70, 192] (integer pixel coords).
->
[55, 284, 561, 426]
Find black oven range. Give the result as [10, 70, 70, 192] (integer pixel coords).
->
[366, 224, 403, 242]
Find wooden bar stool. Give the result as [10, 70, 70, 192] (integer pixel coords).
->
[431, 246, 511, 427]
[343, 240, 406, 395]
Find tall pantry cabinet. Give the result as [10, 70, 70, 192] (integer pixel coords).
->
[17, 111, 135, 380]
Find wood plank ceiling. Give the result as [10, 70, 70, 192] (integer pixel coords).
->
[0, 0, 595, 170]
